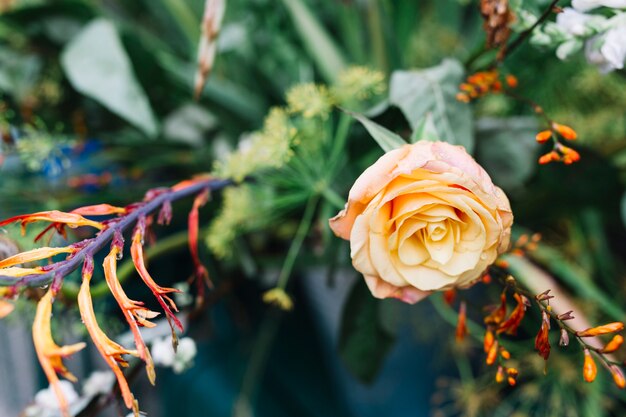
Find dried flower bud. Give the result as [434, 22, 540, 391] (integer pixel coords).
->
[583, 349, 597, 383]
[557, 310, 575, 321]
[576, 322, 624, 337]
[602, 335, 624, 353]
[610, 365, 626, 389]
[559, 328, 569, 347]
[535, 289, 554, 302]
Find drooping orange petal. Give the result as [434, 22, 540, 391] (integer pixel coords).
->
[188, 189, 212, 296]
[0, 246, 75, 268]
[0, 210, 104, 233]
[0, 300, 14, 318]
[78, 261, 139, 410]
[0, 266, 45, 277]
[103, 247, 157, 384]
[497, 293, 527, 335]
[71, 204, 126, 216]
[535, 311, 551, 360]
[131, 223, 182, 333]
[33, 290, 86, 417]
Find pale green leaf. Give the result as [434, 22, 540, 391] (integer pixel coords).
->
[61, 19, 158, 137]
[389, 58, 474, 152]
[410, 113, 440, 143]
[350, 111, 406, 152]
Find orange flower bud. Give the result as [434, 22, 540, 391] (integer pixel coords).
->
[506, 75, 518, 88]
[500, 348, 511, 360]
[482, 273, 492, 284]
[602, 335, 624, 353]
[443, 289, 456, 305]
[553, 123, 577, 140]
[486, 340, 499, 365]
[484, 329, 495, 353]
[495, 366, 505, 383]
[456, 301, 468, 342]
[610, 365, 626, 389]
[535, 130, 552, 144]
[576, 322, 624, 337]
[583, 349, 597, 383]
[507, 368, 519, 386]
[485, 293, 507, 326]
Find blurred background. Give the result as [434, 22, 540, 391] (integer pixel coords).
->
[1, 0, 626, 416]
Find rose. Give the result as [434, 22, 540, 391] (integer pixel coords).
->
[329, 141, 512, 304]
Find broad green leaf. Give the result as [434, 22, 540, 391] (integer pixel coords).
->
[389, 58, 474, 152]
[281, 0, 347, 83]
[350, 111, 406, 152]
[61, 19, 158, 137]
[475, 117, 539, 190]
[410, 113, 440, 143]
[339, 279, 395, 384]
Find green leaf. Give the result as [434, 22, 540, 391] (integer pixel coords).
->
[350, 111, 406, 152]
[410, 113, 440, 143]
[339, 279, 395, 384]
[281, 0, 347, 83]
[61, 19, 158, 137]
[389, 58, 474, 153]
[475, 117, 539, 190]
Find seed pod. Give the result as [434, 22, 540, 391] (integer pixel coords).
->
[559, 329, 569, 347]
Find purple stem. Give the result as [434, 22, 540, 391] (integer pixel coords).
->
[0, 178, 232, 288]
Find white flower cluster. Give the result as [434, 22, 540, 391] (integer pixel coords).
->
[530, 1, 626, 73]
[151, 336, 198, 374]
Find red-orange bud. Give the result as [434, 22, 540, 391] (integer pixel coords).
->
[455, 301, 468, 342]
[486, 340, 499, 365]
[495, 366, 505, 383]
[506, 75, 518, 88]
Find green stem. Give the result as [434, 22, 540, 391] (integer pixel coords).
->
[276, 196, 319, 289]
[321, 187, 345, 210]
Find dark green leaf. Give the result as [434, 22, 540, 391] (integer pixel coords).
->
[339, 279, 396, 384]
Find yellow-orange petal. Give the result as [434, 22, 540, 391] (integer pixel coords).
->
[535, 130, 552, 144]
[553, 123, 577, 140]
[0, 246, 75, 268]
[0, 266, 45, 277]
[0, 300, 14, 318]
[576, 322, 624, 337]
[0, 210, 104, 230]
[602, 335, 624, 353]
[583, 349, 597, 382]
[33, 290, 86, 417]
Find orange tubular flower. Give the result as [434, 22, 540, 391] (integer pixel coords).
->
[535, 130, 552, 144]
[497, 293, 527, 335]
[553, 123, 577, 140]
[535, 311, 551, 360]
[583, 349, 597, 383]
[602, 335, 624, 353]
[576, 322, 624, 337]
[0, 246, 75, 268]
[0, 210, 104, 235]
[484, 293, 507, 326]
[78, 259, 140, 411]
[188, 189, 212, 296]
[455, 301, 467, 342]
[103, 245, 158, 385]
[33, 290, 86, 417]
[131, 219, 183, 334]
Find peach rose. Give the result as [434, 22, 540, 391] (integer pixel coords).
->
[330, 141, 512, 304]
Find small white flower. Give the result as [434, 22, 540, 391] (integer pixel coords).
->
[27, 381, 80, 416]
[556, 8, 594, 36]
[573, 0, 626, 11]
[601, 26, 626, 69]
[151, 337, 176, 367]
[82, 370, 115, 397]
